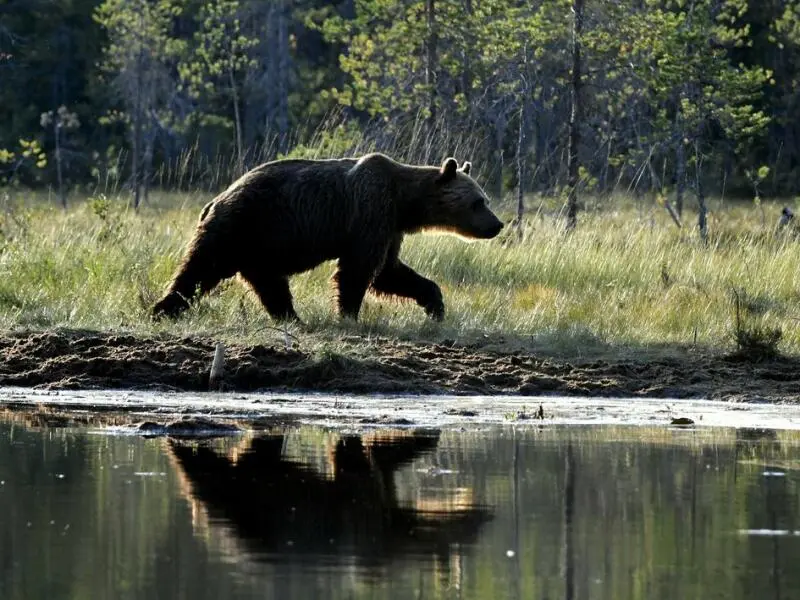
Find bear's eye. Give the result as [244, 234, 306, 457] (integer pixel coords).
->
[471, 199, 483, 210]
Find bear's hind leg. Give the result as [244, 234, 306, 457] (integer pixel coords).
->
[333, 259, 379, 321]
[240, 269, 300, 322]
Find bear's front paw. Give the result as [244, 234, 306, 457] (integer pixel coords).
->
[422, 287, 445, 321]
[152, 293, 191, 320]
[425, 304, 445, 321]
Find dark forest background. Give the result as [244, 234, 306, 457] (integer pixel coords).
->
[2, 0, 800, 217]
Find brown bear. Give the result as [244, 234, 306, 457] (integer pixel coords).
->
[152, 153, 503, 322]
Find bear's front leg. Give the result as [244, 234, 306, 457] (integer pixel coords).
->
[371, 261, 445, 321]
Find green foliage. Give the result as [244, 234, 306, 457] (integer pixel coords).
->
[0, 139, 48, 184]
[0, 0, 798, 201]
[178, 0, 257, 101]
[94, 0, 187, 98]
[94, 0, 188, 138]
[279, 122, 365, 160]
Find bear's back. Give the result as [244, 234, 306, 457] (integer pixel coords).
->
[209, 157, 366, 268]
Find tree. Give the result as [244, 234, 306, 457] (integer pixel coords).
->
[477, 1, 570, 214]
[40, 106, 80, 208]
[179, 0, 257, 172]
[585, 0, 770, 237]
[566, 0, 583, 231]
[95, 0, 186, 208]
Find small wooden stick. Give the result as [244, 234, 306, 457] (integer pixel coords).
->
[209, 342, 225, 391]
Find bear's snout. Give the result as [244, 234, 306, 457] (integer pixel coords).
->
[475, 215, 503, 239]
[488, 220, 504, 237]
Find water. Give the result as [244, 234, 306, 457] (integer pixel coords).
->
[1, 416, 799, 599]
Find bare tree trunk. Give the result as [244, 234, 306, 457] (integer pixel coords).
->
[425, 0, 437, 129]
[276, 0, 290, 154]
[132, 86, 142, 210]
[516, 101, 527, 232]
[566, 0, 583, 231]
[695, 142, 707, 243]
[675, 109, 686, 218]
[229, 65, 244, 172]
[461, 0, 472, 106]
[600, 117, 611, 192]
[494, 113, 505, 202]
[142, 125, 154, 206]
[131, 8, 144, 210]
[54, 122, 65, 208]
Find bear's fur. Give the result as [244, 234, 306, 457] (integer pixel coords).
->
[152, 153, 503, 322]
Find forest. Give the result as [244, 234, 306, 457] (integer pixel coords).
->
[2, 0, 799, 222]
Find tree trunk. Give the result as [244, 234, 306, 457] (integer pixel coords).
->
[566, 0, 583, 231]
[229, 64, 244, 173]
[132, 90, 142, 210]
[142, 125, 154, 206]
[425, 0, 437, 129]
[131, 7, 144, 210]
[516, 101, 527, 233]
[54, 122, 65, 208]
[675, 109, 686, 218]
[494, 113, 505, 203]
[276, 0, 290, 154]
[695, 142, 707, 243]
[461, 0, 472, 107]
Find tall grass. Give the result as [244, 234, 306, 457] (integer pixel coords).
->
[0, 186, 798, 358]
[129, 110, 492, 195]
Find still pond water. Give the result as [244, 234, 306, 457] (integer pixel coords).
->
[1, 416, 799, 599]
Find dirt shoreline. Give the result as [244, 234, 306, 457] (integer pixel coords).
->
[0, 329, 797, 403]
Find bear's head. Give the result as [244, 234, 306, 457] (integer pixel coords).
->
[424, 157, 504, 240]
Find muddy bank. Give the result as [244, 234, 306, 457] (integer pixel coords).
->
[0, 329, 797, 402]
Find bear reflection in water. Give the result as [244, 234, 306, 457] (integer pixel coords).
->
[168, 429, 491, 568]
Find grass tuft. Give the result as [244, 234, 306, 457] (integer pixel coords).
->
[730, 288, 784, 361]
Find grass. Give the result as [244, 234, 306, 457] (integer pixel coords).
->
[0, 187, 799, 358]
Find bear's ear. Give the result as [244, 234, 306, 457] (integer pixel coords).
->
[438, 157, 459, 183]
[460, 161, 472, 175]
